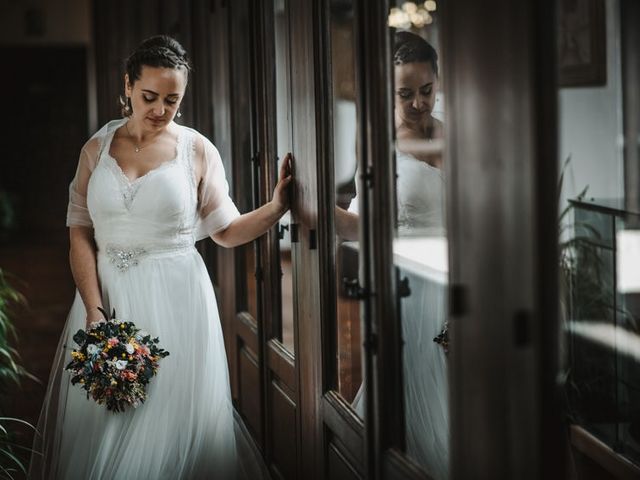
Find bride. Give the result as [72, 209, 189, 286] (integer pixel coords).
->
[28, 35, 291, 479]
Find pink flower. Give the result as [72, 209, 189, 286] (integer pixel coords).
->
[107, 338, 120, 347]
[121, 370, 138, 381]
[136, 345, 151, 357]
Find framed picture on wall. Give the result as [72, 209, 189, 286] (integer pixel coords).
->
[558, 0, 607, 87]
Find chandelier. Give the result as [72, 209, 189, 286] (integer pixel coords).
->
[388, 1, 437, 29]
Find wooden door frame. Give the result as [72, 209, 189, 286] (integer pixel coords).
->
[442, 1, 565, 478]
[351, 1, 567, 479]
[288, 0, 324, 476]
[314, 0, 367, 477]
[252, 0, 300, 475]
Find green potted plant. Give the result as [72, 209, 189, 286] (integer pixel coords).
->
[0, 190, 16, 242]
[0, 267, 36, 478]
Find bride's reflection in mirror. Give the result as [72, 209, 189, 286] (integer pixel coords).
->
[390, 31, 449, 479]
[336, 29, 450, 478]
[393, 30, 445, 235]
[335, 30, 444, 239]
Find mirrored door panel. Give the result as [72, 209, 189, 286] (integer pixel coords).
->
[329, 0, 364, 414]
[389, 1, 450, 478]
[274, 0, 296, 354]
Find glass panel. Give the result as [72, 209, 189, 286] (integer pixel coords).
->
[558, 0, 640, 468]
[330, 0, 363, 411]
[274, 0, 295, 353]
[389, 1, 449, 478]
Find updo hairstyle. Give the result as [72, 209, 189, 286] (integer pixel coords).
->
[120, 35, 192, 116]
[393, 31, 438, 77]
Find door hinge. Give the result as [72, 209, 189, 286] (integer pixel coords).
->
[363, 332, 378, 353]
[290, 223, 299, 243]
[361, 166, 374, 189]
[309, 229, 317, 250]
[450, 284, 468, 316]
[513, 309, 531, 347]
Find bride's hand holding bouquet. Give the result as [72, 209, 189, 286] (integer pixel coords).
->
[66, 307, 170, 412]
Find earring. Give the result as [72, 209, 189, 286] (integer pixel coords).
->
[176, 110, 182, 118]
[120, 95, 132, 114]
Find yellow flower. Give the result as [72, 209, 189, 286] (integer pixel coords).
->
[121, 353, 126, 358]
[71, 351, 86, 361]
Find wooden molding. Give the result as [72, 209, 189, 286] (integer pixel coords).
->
[570, 425, 640, 479]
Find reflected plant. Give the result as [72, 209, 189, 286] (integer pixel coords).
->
[558, 156, 639, 433]
[557, 156, 611, 425]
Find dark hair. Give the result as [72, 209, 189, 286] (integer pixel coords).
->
[393, 31, 438, 76]
[125, 35, 192, 85]
[121, 35, 192, 116]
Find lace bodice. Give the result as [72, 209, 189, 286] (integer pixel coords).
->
[348, 149, 445, 232]
[66, 119, 240, 251]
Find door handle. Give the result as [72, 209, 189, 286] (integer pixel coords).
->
[278, 223, 289, 240]
[342, 277, 368, 300]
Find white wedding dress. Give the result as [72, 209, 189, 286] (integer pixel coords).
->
[28, 118, 267, 480]
[350, 149, 449, 479]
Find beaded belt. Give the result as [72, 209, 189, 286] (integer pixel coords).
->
[101, 243, 194, 272]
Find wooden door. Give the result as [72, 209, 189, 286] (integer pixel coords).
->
[312, 0, 370, 478]
[254, 1, 301, 478]
[211, 1, 303, 478]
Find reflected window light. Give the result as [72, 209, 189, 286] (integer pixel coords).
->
[617, 229, 640, 293]
[393, 237, 448, 280]
[568, 321, 640, 363]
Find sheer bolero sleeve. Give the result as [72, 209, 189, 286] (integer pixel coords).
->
[193, 134, 241, 240]
[67, 120, 124, 228]
[66, 136, 101, 228]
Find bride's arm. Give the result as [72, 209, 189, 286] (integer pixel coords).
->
[212, 201, 286, 248]
[69, 226, 104, 327]
[335, 206, 359, 241]
[212, 154, 292, 248]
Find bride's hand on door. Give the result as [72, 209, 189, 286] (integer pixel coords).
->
[271, 153, 293, 215]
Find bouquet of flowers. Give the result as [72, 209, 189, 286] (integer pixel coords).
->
[65, 308, 170, 412]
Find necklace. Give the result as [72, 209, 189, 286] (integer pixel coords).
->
[125, 122, 152, 153]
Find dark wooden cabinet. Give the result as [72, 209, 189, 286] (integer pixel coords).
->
[85, 1, 586, 478]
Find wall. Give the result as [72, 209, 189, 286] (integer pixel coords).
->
[558, 0, 623, 204]
[0, 0, 90, 45]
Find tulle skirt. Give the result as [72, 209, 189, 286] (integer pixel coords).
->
[28, 246, 265, 480]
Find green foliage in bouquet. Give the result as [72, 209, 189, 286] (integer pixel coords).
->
[0, 268, 36, 479]
[65, 308, 170, 413]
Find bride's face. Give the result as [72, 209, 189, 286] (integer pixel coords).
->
[125, 66, 187, 131]
[394, 61, 437, 129]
